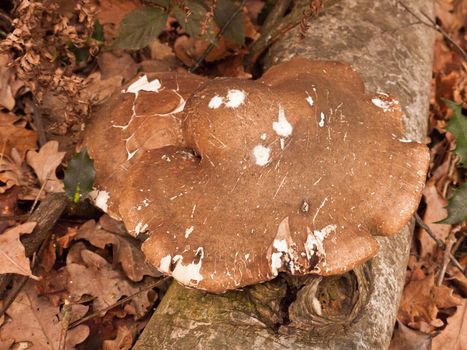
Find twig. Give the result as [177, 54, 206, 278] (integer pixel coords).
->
[398, 1, 467, 62]
[260, 0, 291, 36]
[59, 299, 72, 350]
[0, 232, 52, 317]
[189, 0, 247, 73]
[0, 192, 68, 316]
[68, 277, 170, 329]
[437, 232, 456, 286]
[415, 212, 445, 249]
[414, 213, 465, 276]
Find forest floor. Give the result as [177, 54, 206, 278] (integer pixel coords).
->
[0, 0, 465, 349]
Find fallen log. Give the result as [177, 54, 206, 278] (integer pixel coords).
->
[133, 1, 434, 348]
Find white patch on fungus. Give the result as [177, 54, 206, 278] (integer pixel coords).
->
[124, 75, 161, 94]
[398, 138, 413, 143]
[371, 96, 399, 112]
[134, 222, 148, 234]
[260, 133, 267, 140]
[225, 89, 246, 108]
[245, 253, 250, 260]
[306, 95, 314, 107]
[208, 95, 224, 109]
[185, 226, 194, 239]
[273, 106, 293, 137]
[159, 255, 172, 272]
[271, 253, 283, 275]
[171, 248, 204, 284]
[305, 224, 337, 261]
[89, 190, 109, 213]
[253, 145, 271, 166]
[318, 112, 326, 127]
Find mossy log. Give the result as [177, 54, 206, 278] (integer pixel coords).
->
[134, 1, 434, 349]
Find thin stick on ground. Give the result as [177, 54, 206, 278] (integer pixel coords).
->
[398, 1, 467, 62]
[414, 213, 465, 276]
[189, 0, 247, 73]
[68, 277, 170, 329]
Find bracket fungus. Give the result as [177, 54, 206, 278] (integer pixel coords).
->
[84, 58, 429, 293]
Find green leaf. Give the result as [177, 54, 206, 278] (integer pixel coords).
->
[214, 0, 245, 45]
[439, 183, 467, 225]
[172, 1, 215, 41]
[64, 148, 96, 203]
[113, 7, 168, 50]
[444, 99, 467, 167]
[92, 19, 104, 43]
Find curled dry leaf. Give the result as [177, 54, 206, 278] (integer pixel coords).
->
[0, 149, 38, 198]
[174, 35, 232, 67]
[73, 220, 160, 281]
[102, 324, 134, 350]
[66, 249, 156, 318]
[26, 140, 65, 193]
[398, 274, 440, 329]
[85, 71, 123, 106]
[432, 300, 467, 350]
[0, 54, 24, 111]
[0, 281, 89, 349]
[0, 222, 37, 278]
[0, 112, 37, 159]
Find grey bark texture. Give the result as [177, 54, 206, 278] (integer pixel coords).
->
[133, 1, 434, 349]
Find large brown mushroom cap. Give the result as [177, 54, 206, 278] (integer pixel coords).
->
[84, 59, 429, 293]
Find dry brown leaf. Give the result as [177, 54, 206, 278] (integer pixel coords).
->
[85, 71, 123, 106]
[0, 281, 89, 349]
[432, 300, 467, 350]
[56, 226, 79, 255]
[102, 324, 134, 350]
[174, 35, 231, 67]
[0, 148, 39, 197]
[26, 140, 65, 193]
[418, 178, 451, 257]
[432, 284, 463, 309]
[398, 274, 439, 328]
[447, 266, 467, 297]
[97, 52, 138, 82]
[0, 222, 36, 278]
[66, 249, 155, 318]
[0, 112, 37, 159]
[389, 320, 432, 350]
[0, 54, 24, 111]
[74, 220, 160, 282]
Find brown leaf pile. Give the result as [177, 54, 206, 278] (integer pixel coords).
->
[392, 1, 466, 349]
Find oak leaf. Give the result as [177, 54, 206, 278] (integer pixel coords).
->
[0, 222, 36, 278]
[74, 220, 160, 282]
[0, 281, 89, 349]
[66, 249, 155, 318]
[432, 300, 467, 350]
[0, 112, 37, 159]
[398, 274, 438, 327]
[26, 140, 65, 193]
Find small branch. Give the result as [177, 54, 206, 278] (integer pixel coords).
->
[0, 192, 68, 316]
[68, 277, 170, 329]
[26, 97, 48, 147]
[59, 299, 72, 350]
[414, 213, 465, 276]
[260, 0, 291, 36]
[189, 0, 247, 73]
[398, 1, 467, 62]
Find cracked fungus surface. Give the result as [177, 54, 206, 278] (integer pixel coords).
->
[84, 58, 430, 293]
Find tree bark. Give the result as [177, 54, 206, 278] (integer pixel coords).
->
[133, 1, 434, 349]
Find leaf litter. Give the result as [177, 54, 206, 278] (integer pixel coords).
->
[0, 0, 464, 348]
